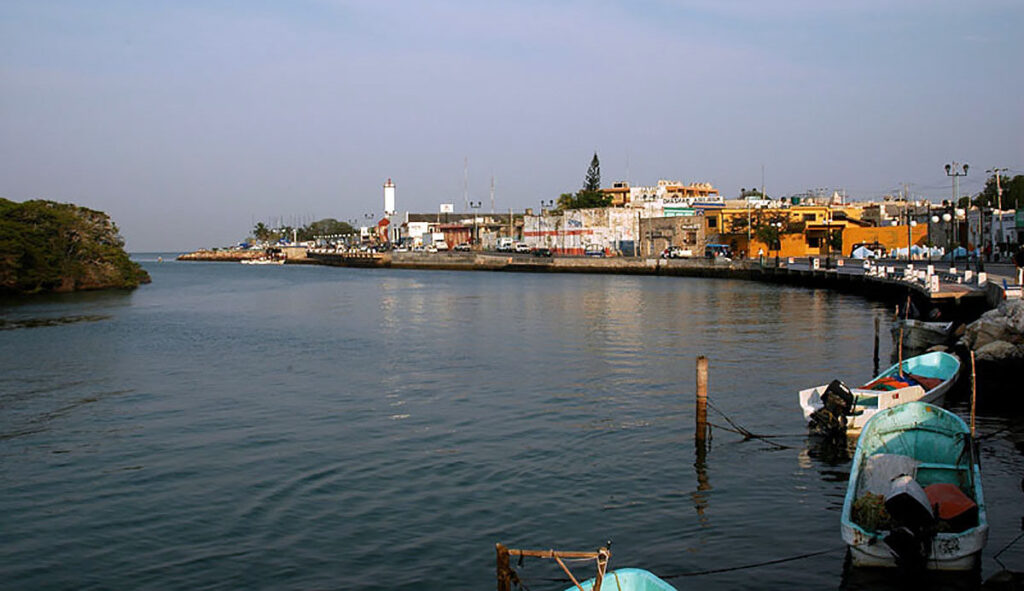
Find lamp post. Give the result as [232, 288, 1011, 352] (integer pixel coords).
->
[824, 203, 832, 269]
[771, 221, 783, 267]
[469, 200, 481, 247]
[945, 162, 968, 249]
[364, 213, 374, 248]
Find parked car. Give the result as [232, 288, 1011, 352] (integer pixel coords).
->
[514, 243, 531, 253]
[704, 243, 732, 260]
[453, 242, 471, 252]
[434, 240, 449, 251]
[496, 237, 516, 252]
[532, 247, 553, 257]
[661, 246, 693, 259]
[584, 245, 606, 257]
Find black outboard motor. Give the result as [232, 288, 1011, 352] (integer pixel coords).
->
[883, 475, 937, 569]
[808, 379, 855, 436]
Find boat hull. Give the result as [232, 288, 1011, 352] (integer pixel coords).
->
[568, 568, 677, 591]
[892, 319, 954, 351]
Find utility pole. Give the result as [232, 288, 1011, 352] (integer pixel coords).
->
[986, 167, 1007, 258]
[945, 162, 968, 249]
[904, 184, 912, 262]
[463, 157, 469, 212]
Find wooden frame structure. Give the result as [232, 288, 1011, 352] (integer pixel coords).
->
[496, 543, 610, 591]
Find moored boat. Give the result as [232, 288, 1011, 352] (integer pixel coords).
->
[798, 351, 960, 436]
[841, 402, 987, 570]
[240, 257, 285, 265]
[891, 319, 955, 351]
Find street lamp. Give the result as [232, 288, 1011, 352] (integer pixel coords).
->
[469, 201, 481, 247]
[771, 221, 783, 266]
[945, 162, 968, 249]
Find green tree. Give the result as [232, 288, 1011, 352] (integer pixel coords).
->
[298, 218, 355, 241]
[0, 198, 148, 293]
[253, 222, 272, 242]
[583, 152, 601, 193]
[973, 173, 1024, 210]
[557, 153, 611, 210]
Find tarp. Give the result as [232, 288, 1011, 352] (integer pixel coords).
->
[851, 246, 877, 259]
[942, 246, 968, 261]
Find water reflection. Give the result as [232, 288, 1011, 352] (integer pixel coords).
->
[692, 437, 712, 526]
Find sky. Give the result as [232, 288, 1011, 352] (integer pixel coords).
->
[2, 0, 1022, 251]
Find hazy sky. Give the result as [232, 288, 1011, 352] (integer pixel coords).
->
[2, 1, 1022, 251]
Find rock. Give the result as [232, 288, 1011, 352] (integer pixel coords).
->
[974, 340, 1024, 363]
[960, 300, 1024, 352]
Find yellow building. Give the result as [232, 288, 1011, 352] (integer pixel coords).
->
[707, 205, 879, 258]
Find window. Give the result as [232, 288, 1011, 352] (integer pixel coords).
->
[707, 217, 718, 229]
[803, 214, 816, 222]
[807, 237, 821, 248]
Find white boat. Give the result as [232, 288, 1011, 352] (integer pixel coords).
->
[799, 351, 960, 435]
[241, 258, 285, 265]
[841, 402, 987, 569]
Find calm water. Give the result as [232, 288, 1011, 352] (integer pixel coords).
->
[1, 257, 1021, 590]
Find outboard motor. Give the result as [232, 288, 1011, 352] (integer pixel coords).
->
[808, 379, 855, 436]
[883, 475, 936, 568]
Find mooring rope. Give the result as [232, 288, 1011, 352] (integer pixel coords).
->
[659, 544, 847, 578]
[515, 545, 846, 587]
[706, 402, 796, 449]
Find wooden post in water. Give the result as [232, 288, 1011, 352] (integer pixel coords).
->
[696, 356, 709, 442]
[496, 543, 511, 591]
[970, 350, 977, 438]
[873, 315, 880, 376]
[897, 328, 904, 377]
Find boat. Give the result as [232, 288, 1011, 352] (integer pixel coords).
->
[891, 319, 955, 351]
[240, 257, 285, 265]
[566, 568, 677, 591]
[841, 402, 987, 569]
[798, 351, 960, 436]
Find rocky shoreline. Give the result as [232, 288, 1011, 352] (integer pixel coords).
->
[176, 250, 263, 262]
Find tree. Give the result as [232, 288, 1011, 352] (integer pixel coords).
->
[973, 173, 1024, 210]
[298, 218, 355, 241]
[557, 153, 611, 210]
[583, 152, 601, 193]
[253, 222, 272, 242]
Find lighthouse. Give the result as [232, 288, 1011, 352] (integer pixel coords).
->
[383, 179, 396, 246]
[383, 178, 396, 217]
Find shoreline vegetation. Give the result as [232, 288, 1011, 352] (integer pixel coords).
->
[0, 198, 150, 295]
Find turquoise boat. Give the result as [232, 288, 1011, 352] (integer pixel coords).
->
[799, 351, 960, 435]
[841, 402, 988, 569]
[566, 568, 678, 591]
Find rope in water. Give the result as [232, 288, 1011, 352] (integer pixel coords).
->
[513, 545, 847, 587]
[707, 401, 797, 449]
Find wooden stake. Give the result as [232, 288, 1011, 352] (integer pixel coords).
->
[696, 356, 709, 442]
[898, 328, 904, 378]
[873, 315, 880, 376]
[970, 350, 977, 438]
[496, 543, 511, 591]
